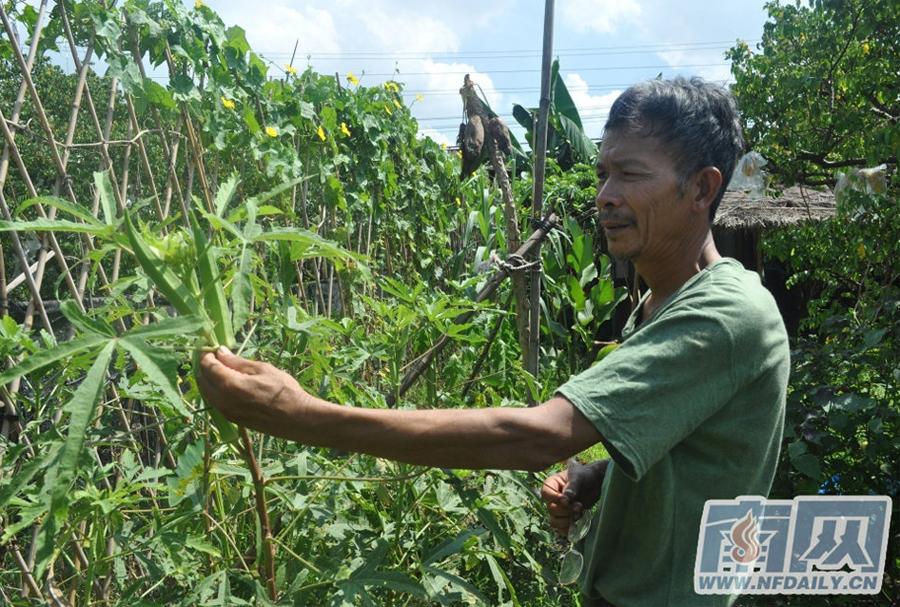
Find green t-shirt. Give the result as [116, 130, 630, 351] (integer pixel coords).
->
[556, 258, 790, 607]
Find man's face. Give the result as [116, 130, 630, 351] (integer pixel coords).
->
[594, 130, 695, 265]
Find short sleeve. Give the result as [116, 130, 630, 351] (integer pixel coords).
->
[556, 287, 743, 480]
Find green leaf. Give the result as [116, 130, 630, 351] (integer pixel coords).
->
[59, 300, 116, 337]
[171, 74, 200, 103]
[788, 441, 821, 479]
[861, 327, 887, 351]
[124, 315, 207, 340]
[224, 25, 251, 55]
[0, 333, 110, 387]
[423, 529, 481, 565]
[580, 263, 599, 287]
[245, 175, 310, 207]
[511, 103, 535, 134]
[299, 100, 316, 120]
[231, 245, 253, 332]
[214, 173, 240, 217]
[826, 393, 874, 415]
[242, 106, 260, 134]
[595, 343, 620, 364]
[0, 218, 111, 236]
[183, 535, 223, 558]
[565, 275, 587, 310]
[792, 453, 822, 480]
[118, 335, 191, 418]
[15, 196, 105, 226]
[35, 340, 116, 577]
[0, 451, 51, 510]
[141, 78, 176, 110]
[484, 553, 521, 606]
[558, 113, 597, 164]
[124, 214, 206, 320]
[550, 59, 581, 128]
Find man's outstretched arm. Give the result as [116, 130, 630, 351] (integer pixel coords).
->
[198, 347, 602, 472]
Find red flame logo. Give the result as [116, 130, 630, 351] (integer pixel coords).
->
[730, 511, 761, 564]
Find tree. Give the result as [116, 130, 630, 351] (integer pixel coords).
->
[728, 0, 900, 188]
[732, 3, 900, 600]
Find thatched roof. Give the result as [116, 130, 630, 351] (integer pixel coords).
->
[714, 185, 837, 231]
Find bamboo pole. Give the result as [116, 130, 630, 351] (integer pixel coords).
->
[0, 3, 95, 311]
[0, 0, 47, 190]
[527, 0, 555, 404]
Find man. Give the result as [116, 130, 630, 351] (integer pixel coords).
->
[198, 76, 789, 606]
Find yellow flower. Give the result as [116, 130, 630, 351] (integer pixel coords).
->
[455, 197, 462, 206]
[221, 97, 235, 110]
[385, 105, 393, 116]
[195, 0, 205, 8]
[384, 81, 400, 93]
[317, 125, 326, 141]
[393, 99, 402, 109]
[416, 94, 423, 102]
[862, 43, 870, 54]
[341, 122, 351, 137]
[857, 244, 867, 259]
[440, 142, 447, 150]
[265, 126, 278, 138]
[347, 72, 359, 85]
[285, 64, 298, 75]
[456, 150, 462, 158]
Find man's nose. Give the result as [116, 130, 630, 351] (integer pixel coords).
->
[595, 179, 620, 210]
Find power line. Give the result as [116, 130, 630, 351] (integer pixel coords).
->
[322, 63, 728, 79]
[262, 39, 760, 61]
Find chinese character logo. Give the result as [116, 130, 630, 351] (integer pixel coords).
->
[695, 496, 891, 595]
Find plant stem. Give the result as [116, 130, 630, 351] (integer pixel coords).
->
[239, 428, 278, 602]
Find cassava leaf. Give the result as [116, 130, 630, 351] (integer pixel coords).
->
[0, 333, 110, 387]
[15, 196, 105, 226]
[35, 340, 116, 578]
[94, 170, 118, 226]
[118, 335, 190, 418]
[59, 300, 116, 337]
[124, 315, 208, 340]
[0, 218, 112, 236]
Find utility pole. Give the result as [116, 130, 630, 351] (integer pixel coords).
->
[527, 0, 554, 405]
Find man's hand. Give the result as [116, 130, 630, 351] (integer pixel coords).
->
[541, 458, 610, 536]
[197, 347, 316, 441]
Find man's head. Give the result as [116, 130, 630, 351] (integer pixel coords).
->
[603, 76, 745, 221]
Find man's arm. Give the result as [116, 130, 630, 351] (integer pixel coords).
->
[198, 348, 602, 472]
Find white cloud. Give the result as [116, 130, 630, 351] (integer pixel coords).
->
[657, 47, 733, 83]
[559, 0, 643, 34]
[563, 73, 620, 139]
[216, 4, 340, 57]
[357, 8, 461, 54]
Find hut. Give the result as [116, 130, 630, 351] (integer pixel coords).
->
[713, 185, 838, 333]
[714, 185, 838, 270]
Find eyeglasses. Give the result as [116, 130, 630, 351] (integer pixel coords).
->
[559, 506, 592, 585]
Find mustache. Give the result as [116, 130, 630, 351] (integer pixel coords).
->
[599, 211, 635, 225]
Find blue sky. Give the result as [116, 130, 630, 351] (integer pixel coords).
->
[180, 1, 771, 145]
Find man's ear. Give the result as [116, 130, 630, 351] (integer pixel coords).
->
[691, 167, 723, 214]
